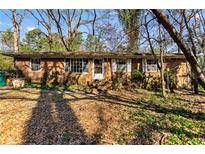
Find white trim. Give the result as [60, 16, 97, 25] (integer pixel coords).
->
[92, 58, 104, 80]
[111, 59, 117, 73]
[64, 58, 89, 74]
[116, 59, 127, 73]
[127, 59, 132, 73]
[142, 58, 158, 73]
[30, 58, 41, 72]
[112, 59, 132, 73]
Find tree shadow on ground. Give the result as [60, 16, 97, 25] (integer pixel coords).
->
[59, 90, 205, 144]
[22, 88, 205, 145]
[23, 90, 92, 145]
[64, 90, 205, 121]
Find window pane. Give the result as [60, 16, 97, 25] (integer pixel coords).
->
[31, 59, 41, 71]
[65, 59, 70, 72]
[116, 59, 126, 72]
[147, 60, 157, 65]
[65, 58, 86, 73]
[147, 65, 157, 72]
[83, 59, 89, 72]
[146, 60, 158, 72]
[94, 59, 103, 74]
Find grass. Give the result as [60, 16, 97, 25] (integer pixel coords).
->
[128, 93, 205, 145]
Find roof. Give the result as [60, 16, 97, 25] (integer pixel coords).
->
[1, 51, 186, 60]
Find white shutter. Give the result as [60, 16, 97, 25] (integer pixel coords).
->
[111, 59, 116, 72]
[127, 59, 132, 72]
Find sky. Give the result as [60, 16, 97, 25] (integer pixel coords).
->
[0, 10, 46, 39]
[0, 9, 126, 52]
[0, 9, 121, 41]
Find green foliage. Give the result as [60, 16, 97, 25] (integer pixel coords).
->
[129, 93, 205, 145]
[21, 29, 83, 52]
[131, 110, 156, 122]
[131, 70, 144, 83]
[22, 28, 48, 52]
[0, 54, 13, 70]
[112, 77, 124, 90]
[71, 33, 83, 51]
[164, 69, 177, 92]
[0, 28, 13, 50]
[117, 135, 126, 145]
[20, 43, 33, 52]
[144, 77, 161, 91]
[188, 138, 205, 145]
[166, 135, 183, 144]
[198, 85, 205, 92]
[117, 10, 141, 51]
[84, 34, 103, 52]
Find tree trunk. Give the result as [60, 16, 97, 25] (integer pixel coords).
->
[12, 10, 19, 53]
[182, 10, 199, 94]
[159, 25, 166, 97]
[160, 49, 166, 97]
[48, 11, 53, 51]
[151, 9, 205, 90]
[193, 78, 199, 94]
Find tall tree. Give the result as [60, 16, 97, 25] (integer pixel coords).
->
[12, 10, 19, 52]
[0, 29, 13, 50]
[158, 24, 166, 97]
[117, 9, 141, 52]
[11, 9, 26, 52]
[151, 9, 205, 90]
[144, 11, 166, 96]
[48, 9, 84, 51]
[182, 10, 199, 94]
[28, 9, 53, 51]
[22, 28, 47, 52]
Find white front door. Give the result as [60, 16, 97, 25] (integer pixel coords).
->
[93, 59, 104, 80]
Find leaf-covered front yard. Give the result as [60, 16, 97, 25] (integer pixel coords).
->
[0, 88, 205, 144]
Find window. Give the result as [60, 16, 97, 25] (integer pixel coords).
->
[94, 59, 103, 74]
[143, 59, 158, 72]
[83, 59, 89, 73]
[116, 59, 127, 72]
[65, 58, 88, 73]
[30, 59, 41, 71]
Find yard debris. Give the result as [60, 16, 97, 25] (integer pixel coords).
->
[0, 88, 205, 144]
[85, 79, 138, 94]
[12, 78, 25, 89]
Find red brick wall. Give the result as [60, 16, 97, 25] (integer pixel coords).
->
[104, 58, 112, 80]
[15, 58, 113, 84]
[15, 57, 189, 87]
[15, 58, 92, 84]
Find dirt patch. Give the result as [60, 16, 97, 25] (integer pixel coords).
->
[0, 88, 138, 144]
[0, 88, 205, 144]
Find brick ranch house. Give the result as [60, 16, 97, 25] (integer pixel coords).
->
[2, 51, 190, 88]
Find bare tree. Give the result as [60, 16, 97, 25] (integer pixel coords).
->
[1, 10, 26, 52]
[158, 24, 166, 97]
[143, 11, 166, 97]
[182, 10, 199, 94]
[151, 9, 205, 90]
[28, 9, 53, 51]
[117, 9, 141, 52]
[12, 10, 26, 52]
[12, 10, 19, 52]
[47, 9, 84, 51]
